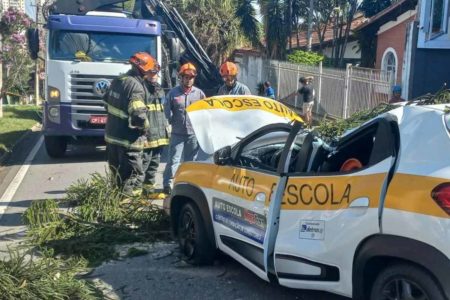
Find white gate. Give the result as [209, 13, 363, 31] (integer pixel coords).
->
[237, 58, 394, 119]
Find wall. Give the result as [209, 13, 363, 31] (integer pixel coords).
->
[409, 48, 450, 98]
[375, 12, 416, 85]
[322, 40, 361, 60]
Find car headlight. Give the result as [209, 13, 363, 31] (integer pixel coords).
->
[48, 86, 60, 103]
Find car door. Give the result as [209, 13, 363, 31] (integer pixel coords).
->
[210, 122, 302, 282]
[270, 117, 399, 297]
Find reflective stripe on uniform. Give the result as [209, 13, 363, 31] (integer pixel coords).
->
[143, 138, 170, 149]
[147, 104, 163, 111]
[129, 99, 147, 114]
[105, 135, 144, 150]
[107, 103, 128, 119]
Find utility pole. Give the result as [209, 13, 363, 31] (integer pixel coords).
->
[306, 0, 314, 51]
[34, 1, 40, 105]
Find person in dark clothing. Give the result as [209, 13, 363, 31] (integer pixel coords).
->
[141, 63, 170, 199]
[163, 63, 206, 195]
[298, 76, 315, 128]
[264, 81, 275, 99]
[103, 52, 158, 197]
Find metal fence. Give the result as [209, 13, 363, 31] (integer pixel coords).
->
[238, 58, 394, 119]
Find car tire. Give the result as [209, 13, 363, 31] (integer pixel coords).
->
[44, 136, 67, 158]
[370, 263, 445, 300]
[177, 202, 215, 265]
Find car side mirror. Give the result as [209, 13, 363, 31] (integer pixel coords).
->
[214, 146, 232, 166]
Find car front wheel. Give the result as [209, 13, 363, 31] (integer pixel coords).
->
[177, 202, 215, 265]
[370, 264, 445, 300]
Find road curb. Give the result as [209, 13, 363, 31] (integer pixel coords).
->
[0, 123, 42, 166]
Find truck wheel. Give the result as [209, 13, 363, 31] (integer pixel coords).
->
[177, 202, 215, 265]
[44, 136, 67, 158]
[370, 264, 445, 300]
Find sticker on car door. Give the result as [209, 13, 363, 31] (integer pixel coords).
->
[213, 198, 267, 244]
[299, 220, 325, 240]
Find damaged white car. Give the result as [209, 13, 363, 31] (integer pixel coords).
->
[167, 96, 450, 300]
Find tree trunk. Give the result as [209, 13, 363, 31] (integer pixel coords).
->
[338, 1, 358, 67]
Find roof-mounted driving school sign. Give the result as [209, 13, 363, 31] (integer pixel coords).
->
[187, 95, 303, 154]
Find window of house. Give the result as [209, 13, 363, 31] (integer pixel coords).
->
[431, 0, 445, 36]
[382, 48, 397, 84]
[418, 0, 450, 47]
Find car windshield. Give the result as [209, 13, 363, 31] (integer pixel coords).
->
[49, 30, 157, 62]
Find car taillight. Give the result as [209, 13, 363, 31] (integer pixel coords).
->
[431, 183, 450, 215]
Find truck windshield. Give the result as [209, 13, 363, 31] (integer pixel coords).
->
[49, 30, 157, 62]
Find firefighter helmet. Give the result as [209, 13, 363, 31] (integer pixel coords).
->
[220, 61, 238, 76]
[179, 63, 197, 76]
[129, 52, 160, 74]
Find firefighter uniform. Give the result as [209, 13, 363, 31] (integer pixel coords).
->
[104, 69, 149, 196]
[141, 82, 170, 197]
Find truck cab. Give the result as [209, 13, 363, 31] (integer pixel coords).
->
[42, 12, 161, 157]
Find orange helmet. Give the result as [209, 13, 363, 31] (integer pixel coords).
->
[340, 158, 363, 172]
[220, 61, 238, 76]
[179, 63, 197, 76]
[129, 52, 160, 74]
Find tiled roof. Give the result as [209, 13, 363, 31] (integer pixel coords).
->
[289, 14, 367, 49]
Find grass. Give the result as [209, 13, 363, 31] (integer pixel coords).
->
[0, 105, 41, 156]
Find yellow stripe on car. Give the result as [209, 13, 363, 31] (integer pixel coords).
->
[385, 173, 450, 218]
[281, 174, 385, 210]
[187, 96, 303, 122]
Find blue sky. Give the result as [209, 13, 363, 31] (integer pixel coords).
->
[25, 0, 36, 21]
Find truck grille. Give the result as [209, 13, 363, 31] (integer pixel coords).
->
[69, 74, 116, 106]
[69, 74, 116, 129]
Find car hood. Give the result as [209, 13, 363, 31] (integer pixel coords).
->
[186, 95, 303, 154]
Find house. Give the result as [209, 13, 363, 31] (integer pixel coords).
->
[289, 13, 367, 66]
[357, 0, 450, 99]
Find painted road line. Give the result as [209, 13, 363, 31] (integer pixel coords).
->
[0, 135, 43, 221]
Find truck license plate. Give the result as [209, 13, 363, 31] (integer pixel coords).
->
[89, 115, 107, 124]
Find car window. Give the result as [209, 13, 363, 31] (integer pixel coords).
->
[234, 131, 290, 172]
[312, 119, 397, 174]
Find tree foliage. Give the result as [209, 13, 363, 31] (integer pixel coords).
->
[170, 0, 261, 64]
[0, 7, 34, 98]
[359, 0, 392, 17]
[287, 49, 324, 65]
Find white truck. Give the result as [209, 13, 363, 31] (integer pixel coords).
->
[27, 0, 222, 157]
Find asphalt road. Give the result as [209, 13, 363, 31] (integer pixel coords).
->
[0, 133, 347, 300]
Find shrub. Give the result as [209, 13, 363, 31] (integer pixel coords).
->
[287, 50, 324, 66]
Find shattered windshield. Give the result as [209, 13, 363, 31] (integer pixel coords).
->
[49, 30, 157, 62]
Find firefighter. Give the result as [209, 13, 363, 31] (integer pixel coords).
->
[217, 61, 251, 95]
[162, 63, 206, 195]
[103, 52, 156, 197]
[141, 59, 171, 199]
